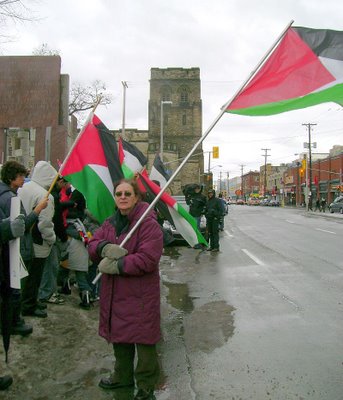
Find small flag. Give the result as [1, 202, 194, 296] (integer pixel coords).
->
[118, 137, 147, 178]
[149, 154, 171, 188]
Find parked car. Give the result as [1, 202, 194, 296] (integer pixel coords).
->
[236, 199, 245, 205]
[269, 199, 280, 207]
[247, 198, 260, 206]
[260, 198, 270, 206]
[329, 196, 343, 214]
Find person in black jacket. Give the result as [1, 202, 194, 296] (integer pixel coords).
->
[0, 209, 26, 390]
[184, 184, 207, 249]
[205, 189, 222, 252]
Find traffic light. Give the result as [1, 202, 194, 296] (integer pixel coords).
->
[299, 168, 304, 177]
[212, 146, 219, 158]
[302, 158, 306, 170]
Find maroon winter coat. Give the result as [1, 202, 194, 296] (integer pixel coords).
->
[88, 202, 163, 344]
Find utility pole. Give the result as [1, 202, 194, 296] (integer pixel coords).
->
[121, 81, 128, 137]
[240, 164, 245, 199]
[219, 170, 222, 193]
[227, 171, 230, 198]
[261, 148, 271, 197]
[302, 123, 317, 211]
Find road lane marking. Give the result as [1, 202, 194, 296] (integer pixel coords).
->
[241, 249, 265, 265]
[286, 219, 295, 224]
[224, 230, 234, 237]
[316, 228, 336, 235]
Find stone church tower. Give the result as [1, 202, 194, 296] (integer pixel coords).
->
[148, 68, 204, 194]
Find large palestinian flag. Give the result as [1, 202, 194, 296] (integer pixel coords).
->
[59, 114, 123, 223]
[138, 171, 208, 248]
[226, 27, 343, 116]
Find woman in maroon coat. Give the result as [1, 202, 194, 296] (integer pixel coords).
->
[88, 179, 163, 400]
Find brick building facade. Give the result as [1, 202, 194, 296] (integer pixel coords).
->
[0, 56, 70, 170]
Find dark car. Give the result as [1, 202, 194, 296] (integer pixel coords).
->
[269, 199, 280, 207]
[329, 196, 343, 214]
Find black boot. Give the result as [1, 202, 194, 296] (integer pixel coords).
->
[11, 317, 33, 336]
[0, 375, 13, 390]
[134, 388, 156, 400]
[79, 290, 91, 309]
[58, 278, 71, 295]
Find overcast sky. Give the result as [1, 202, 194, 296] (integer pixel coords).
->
[3, 0, 343, 178]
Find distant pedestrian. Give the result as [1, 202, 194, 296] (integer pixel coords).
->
[315, 198, 321, 212]
[321, 198, 326, 213]
[218, 193, 227, 231]
[205, 189, 222, 252]
[184, 184, 207, 249]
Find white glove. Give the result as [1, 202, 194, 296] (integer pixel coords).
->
[101, 243, 128, 260]
[98, 257, 120, 275]
[10, 215, 25, 238]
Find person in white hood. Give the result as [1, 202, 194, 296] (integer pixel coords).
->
[18, 161, 57, 318]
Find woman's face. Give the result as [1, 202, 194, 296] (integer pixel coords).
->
[114, 182, 138, 215]
[10, 174, 26, 191]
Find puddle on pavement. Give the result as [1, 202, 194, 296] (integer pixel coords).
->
[163, 281, 194, 313]
[183, 300, 236, 353]
[163, 246, 182, 259]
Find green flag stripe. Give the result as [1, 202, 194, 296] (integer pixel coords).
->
[64, 165, 115, 223]
[172, 204, 207, 246]
[227, 82, 343, 116]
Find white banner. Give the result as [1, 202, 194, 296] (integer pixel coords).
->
[9, 196, 28, 289]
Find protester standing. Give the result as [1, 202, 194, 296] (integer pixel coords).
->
[184, 184, 207, 249]
[58, 188, 94, 309]
[38, 176, 68, 305]
[18, 161, 56, 318]
[218, 193, 227, 231]
[0, 206, 26, 390]
[88, 179, 163, 400]
[205, 189, 222, 252]
[0, 161, 48, 334]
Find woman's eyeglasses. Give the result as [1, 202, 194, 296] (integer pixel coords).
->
[115, 191, 133, 198]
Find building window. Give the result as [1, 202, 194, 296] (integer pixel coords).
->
[149, 142, 159, 151]
[182, 114, 187, 125]
[160, 85, 172, 102]
[178, 85, 190, 103]
[180, 90, 188, 103]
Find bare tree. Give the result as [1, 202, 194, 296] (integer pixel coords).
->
[0, 0, 33, 21]
[69, 80, 113, 118]
[32, 43, 60, 56]
[0, 0, 37, 42]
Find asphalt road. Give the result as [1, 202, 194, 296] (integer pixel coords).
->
[1, 206, 342, 400]
[159, 206, 343, 400]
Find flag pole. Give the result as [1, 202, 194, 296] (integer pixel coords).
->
[92, 21, 294, 283]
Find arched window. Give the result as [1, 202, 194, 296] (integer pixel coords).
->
[179, 85, 190, 103]
[160, 85, 172, 102]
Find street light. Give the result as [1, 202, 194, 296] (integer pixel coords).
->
[160, 100, 172, 161]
